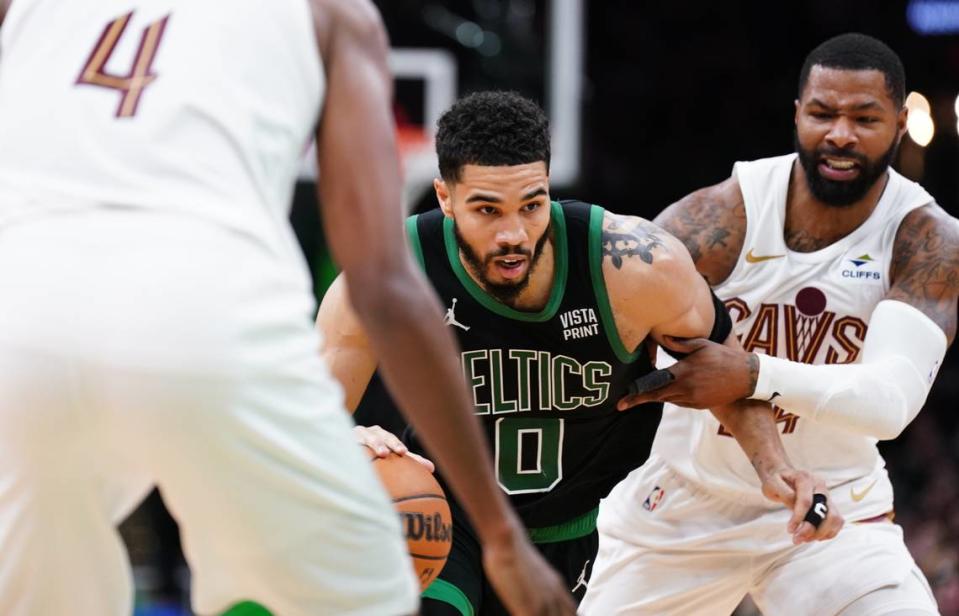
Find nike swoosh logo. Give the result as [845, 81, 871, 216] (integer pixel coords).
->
[745, 249, 785, 263]
[850, 479, 878, 502]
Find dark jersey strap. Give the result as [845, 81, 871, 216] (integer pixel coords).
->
[660, 289, 734, 361]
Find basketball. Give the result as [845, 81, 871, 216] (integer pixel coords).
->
[367, 449, 453, 590]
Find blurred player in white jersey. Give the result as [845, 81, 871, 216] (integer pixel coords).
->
[0, 1, 574, 615]
[582, 33, 958, 616]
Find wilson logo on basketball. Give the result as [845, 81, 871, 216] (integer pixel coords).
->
[400, 511, 453, 543]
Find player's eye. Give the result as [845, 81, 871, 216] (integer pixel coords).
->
[810, 111, 833, 120]
[521, 202, 541, 213]
[478, 206, 497, 215]
[857, 116, 879, 124]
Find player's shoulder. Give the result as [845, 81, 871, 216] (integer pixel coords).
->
[888, 202, 959, 342]
[678, 175, 744, 214]
[657, 175, 746, 243]
[652, 175, 746, 286]
[309, 0, 383, 27]
[308, 0, 387, 56]
[892, 202, 959, 277]
[599, 210, 696, 290]
[599, 210, 706, 333]
[896, 201, 959, 242]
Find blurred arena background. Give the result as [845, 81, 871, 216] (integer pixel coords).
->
[121, 1, 959, 614]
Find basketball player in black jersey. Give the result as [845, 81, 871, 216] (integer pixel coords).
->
[317, 91, 842, 615]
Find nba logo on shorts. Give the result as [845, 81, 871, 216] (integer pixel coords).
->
[643, 485, 665, 511]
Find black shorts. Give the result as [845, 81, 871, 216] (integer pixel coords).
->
[421, 501, 598, 616]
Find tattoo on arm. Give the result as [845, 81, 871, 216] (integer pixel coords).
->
[887, 205, 959, 343]
[653, 181, 746, 285]
[746, 352, 759, 397]
[602, 215, 665, 269]
[708, 227, 731, 250]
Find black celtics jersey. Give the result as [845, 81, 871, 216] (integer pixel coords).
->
[370, 200, 661, 528]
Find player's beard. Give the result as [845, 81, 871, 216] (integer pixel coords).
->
[794, 130, 899, 207]
[453, 220, 552, 306]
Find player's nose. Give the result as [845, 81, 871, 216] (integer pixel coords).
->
[494, 219, 528, 246]
[825, 116, 859, 149]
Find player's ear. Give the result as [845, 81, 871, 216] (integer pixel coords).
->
[896, 104, 908, 139]
[434, 178, 454, 218]
[794, 99, 800, 126]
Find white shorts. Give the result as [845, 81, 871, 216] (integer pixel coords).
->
[580, 455, 937, 616]
[0, 211, 419, 616]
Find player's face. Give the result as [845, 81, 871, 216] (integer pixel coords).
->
[794, 65, 907, 207]
[436, 162, 551, 303]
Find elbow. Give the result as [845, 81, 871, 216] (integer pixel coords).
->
[871, 395, 921, 441]
[820, 381, 917, 441]
[872, 420, 907, 442]
[870, 369, 930, 440]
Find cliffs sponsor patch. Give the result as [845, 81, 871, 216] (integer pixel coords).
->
[841, 253, 881, 281]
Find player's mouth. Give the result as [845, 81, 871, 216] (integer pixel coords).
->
[818, 156, 861, 181]
[492, 255, 528, 280]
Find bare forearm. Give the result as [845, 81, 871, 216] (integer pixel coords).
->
[349, 265, 516, 543]
[710, 400, 791, 480]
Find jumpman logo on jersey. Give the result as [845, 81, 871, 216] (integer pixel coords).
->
[571, 559, 590, 594]
[444, 298, 470, 331]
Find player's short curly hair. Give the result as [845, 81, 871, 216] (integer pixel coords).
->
[798, 33, 906, 108]
[435, 91, 550, 183]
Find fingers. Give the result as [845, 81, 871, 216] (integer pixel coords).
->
[785, 470, 813, 537]
[760, 473, 795, 507]
[661, 335, 711, 353]
[811, 479, 843, 542]
[792, 520, 817, 544]
[817, 499, 844, 541]
[407, 451, 436, 473]
[353, 425, 408, 458]
[777, 470, 845, 545]
[617, 390, 670, 410]
[627, 369, 675, 396]
[788, 475, 844, 544]
[618, 369, 676, 409]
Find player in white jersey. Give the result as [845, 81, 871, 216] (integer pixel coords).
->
[0, 1, 574, 615]
[581, 33, 958, 616]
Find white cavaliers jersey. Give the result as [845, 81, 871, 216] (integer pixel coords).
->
[652, 153, 934, 521]
[0, 0, 322, 252]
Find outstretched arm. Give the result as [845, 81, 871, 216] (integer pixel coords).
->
[604, 209, 841, 542]
[749, 204, 956, 439]
[601, 212, 771, 448]
[311, 2, 573, 614]
[635, 183, 957, 441]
